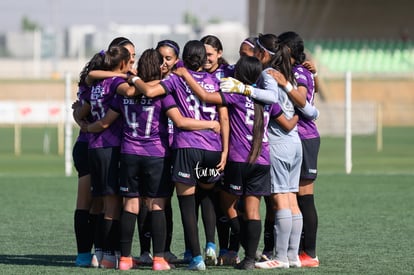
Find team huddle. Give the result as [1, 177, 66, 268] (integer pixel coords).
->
[72, 32, 321, 270]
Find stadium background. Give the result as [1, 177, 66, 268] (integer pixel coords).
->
[0, 0, 413, 137]
[249, 0, 414, 127]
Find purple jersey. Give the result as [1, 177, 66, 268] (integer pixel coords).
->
[76, 84, 91, 143]
[293, 65, 320, 139]
[210, 63, 235, 83]
[160, 71, 222, 151]
[88, 77, 124, 149]
[221, 92, 272, 165]
[109, 94, 171, 157]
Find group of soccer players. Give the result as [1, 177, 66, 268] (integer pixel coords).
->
[71, 31, 321, 271]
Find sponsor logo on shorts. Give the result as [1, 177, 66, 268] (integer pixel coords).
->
[120, 186, 129, 192]
[194, 161, 221, 179]
[230, 184, 241, 191]
[308, 169, 317, 174]
[178, 171, 191, 179]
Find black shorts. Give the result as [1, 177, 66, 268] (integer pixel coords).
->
[88, 147, 120, 197]
[300, 137, 320, 180]
[119, 154, 173, 198]
[172, 148, 222, 186]
[72, 141, 89, 178]
[222, 161, 271, 197]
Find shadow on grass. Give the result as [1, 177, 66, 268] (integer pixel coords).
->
[0, 254, 74, 267]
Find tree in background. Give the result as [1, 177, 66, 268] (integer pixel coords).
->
[21, 15, 41, 32]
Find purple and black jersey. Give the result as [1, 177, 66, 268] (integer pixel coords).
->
[221, 92, 272, 165]
[76, 84, 91, 143]
[293, 65, 320, 139]
[88, 77, 124, 149]
[160, 71, 222, 151]
[210, 63, 235, 83]
[109, 94, 171, 157]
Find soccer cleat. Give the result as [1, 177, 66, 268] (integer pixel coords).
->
[164, 251, 179, 263]
[99, 254, 116, 269]
[138, 251, 153, 265]
[255, 259, 289, 269]
[91, 250, 103, 268]
[118, 256, 139, 270]
[289, 255, 302, 268]
[204, 242, 217, 266]
[299, 251, 319, 267]
[75, 252, 92, 267]
[152, 256, 174, 270]
[234, 257, 255, 270]
[217, 250, 240, 266]
[258, 250, 273, 262]
[188, 255, 206, 270]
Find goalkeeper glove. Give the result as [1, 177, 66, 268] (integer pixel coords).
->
[220, 77, 253, 96]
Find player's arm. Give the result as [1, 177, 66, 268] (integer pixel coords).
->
[274, 113, 299, 132]
[129, 76, 165, 98]
[266, 69, 306, 107]
[86, 70, 128, 86]
[166, 107, 220, 133]
[175, 67, 223, 104]
[81, 109, 120, 133]
[302, 60, 320, 93]
[220, 71, 279, 104]
[115, 81, 138, 97]
[73, 100, 91, 126]
[217, 105, 229, 172]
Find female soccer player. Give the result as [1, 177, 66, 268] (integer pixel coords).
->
[174, 55, 275, 270]
[199, 34, 235, 265]
[72, 51, 104, 267]
[135, 39, 182, 266]
[278, 31, 321, 267]
[220, 34, 308, 269]
[74, 45, 138, 269]
[130, 40, 229, 271]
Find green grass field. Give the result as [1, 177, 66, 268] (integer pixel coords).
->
[0, 127, 413, 274]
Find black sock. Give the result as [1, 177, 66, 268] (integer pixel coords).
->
[298, 194, 318, 257]
[178, 195, 201, 257]
[197, 188, 216, 244]
[228, 217, 240, 252]
[165, 202, 173, 252]
[244, 220, 261, 260]
[101, 218, 113, 253]
[93, 213, 104, 251]
[109, 219, 120, 253]
[138, 202, 151, 254]
[239, 216, 247, 250]
[151, 210, 166, 256]
[74, 209, 92, 253]
[120, 211, 137, 257]
[215, 193, 230, 252]
[88, 213, 99, 251]
[263, 218, 274, 253]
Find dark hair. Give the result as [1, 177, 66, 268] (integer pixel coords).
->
[235, 56, 265, 163]
[256, 33, 294, 84]
[102, 45, 131, 71]
[234, 55, 262, 85]
[240, 36, 257, 50]
[78, 51, 105, 87]
[200, 35, 229, 66]
[137, 48, 163, 82]
[182, 40, 207, 71]
[108, 37, 134, 49]
[156, 39, 180, 57]
[278, 31, 306, 65]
